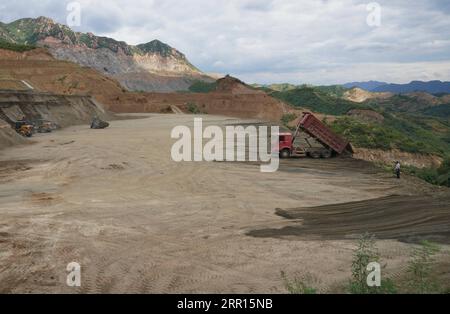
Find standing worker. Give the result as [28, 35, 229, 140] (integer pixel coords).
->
[395, 161, 401, 179]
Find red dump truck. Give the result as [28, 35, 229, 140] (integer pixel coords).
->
[279, 112, 353, 159]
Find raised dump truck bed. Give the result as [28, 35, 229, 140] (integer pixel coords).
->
[278, 112, 353, 159]
[297, 112, 352, 155]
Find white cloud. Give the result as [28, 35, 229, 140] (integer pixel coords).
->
[1, 0, 450, 84]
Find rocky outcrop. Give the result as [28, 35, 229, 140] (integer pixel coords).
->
[0, 17, 214, 92]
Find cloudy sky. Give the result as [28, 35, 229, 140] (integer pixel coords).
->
[1, 0, 450, 85]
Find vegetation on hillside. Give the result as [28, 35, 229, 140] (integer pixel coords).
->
[403, 157, 450, 187]
[0, 40, 36, 52]
[271, 86, 361, 115]
[188, 80, 217, 93]
[315, 85, 349, 98]
[422, 104, 450, 117]
[330, 113, 450, 156]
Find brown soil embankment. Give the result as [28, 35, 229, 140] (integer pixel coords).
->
[0, 49, 292, 122]
[354, 148, 443, 168]
[0, 90, 111, 150]
[108, 91, 290, 121]
[0, 117, 27, 149]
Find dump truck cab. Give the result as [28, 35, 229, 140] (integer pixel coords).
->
[278, 132, 294, 158]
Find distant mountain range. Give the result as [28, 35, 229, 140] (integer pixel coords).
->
[343, 80, 450, 94]
[0, 16, 213, 92]
[342, 81, 388, 91]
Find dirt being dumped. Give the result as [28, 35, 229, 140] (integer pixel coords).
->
[248, 195, 450, 244]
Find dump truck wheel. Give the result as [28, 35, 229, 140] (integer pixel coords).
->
[280, 149, 291, 159]
[321, 150, 332, 159]
[310, 151, 321, 159]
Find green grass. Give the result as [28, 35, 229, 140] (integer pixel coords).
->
[0, 40, 36, 52]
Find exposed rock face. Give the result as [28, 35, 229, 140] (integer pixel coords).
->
[343, 87, 392, 103]
[0, 17, 214, 92]
[354, 148, 443, 169]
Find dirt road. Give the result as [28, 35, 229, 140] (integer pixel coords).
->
[0, 114, 449, 293]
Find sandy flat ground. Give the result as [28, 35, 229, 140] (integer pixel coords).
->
[0, 114, 449, 293]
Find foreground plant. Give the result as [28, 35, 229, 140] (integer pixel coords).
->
[281, 271, 318, 294]
[348, 233, 396, 294]
[406, 240, 441, 294]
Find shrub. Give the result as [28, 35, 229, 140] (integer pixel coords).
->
[187, 102, 201, 114]
[188, 81, 217, 93]
[281, 271, 318, 294]
[403, 157, 450, 187]
[0, 40, 36, 52]
[348, 233, 397, 294]
[406, 241, 441, 294]
[281, 113, 297, 126]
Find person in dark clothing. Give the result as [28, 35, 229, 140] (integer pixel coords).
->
[395, 161, 401, 179]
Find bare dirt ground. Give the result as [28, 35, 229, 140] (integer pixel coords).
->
[0, 114, 449, 293]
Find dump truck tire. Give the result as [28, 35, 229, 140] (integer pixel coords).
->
[280, 149, 291, 159]
[321, 150, 332, 159]
[310, 151, 321, 159]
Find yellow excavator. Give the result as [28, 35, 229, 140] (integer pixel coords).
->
[15, 120, 34, 137]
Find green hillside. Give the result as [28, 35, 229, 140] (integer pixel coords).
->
[271, 85, 450, 187]
[271, 86, 362, 115]
[0, 40, 36, 52]
[188, 80, 217, 93]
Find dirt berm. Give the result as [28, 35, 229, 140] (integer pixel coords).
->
[0, 90, 111, 150]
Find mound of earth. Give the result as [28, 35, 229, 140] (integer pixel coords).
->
[0, 48, 126, 104]
[0, 117, 27, 149]
[109, 91, 291, 122]
[0, 90, 113, 150]
[248, 195, 450, 244]
[214, 75, 265, 95]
